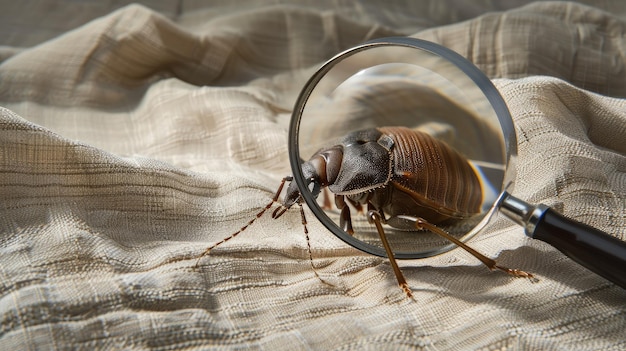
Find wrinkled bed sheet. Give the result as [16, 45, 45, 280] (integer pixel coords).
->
[1, 1, 625, 350]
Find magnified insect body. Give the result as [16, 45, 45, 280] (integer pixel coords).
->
[283, 127, 483, 228]
[198, 127, 534, 297]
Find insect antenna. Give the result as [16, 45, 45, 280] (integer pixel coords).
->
[195, 177, 334, 287]
[268, 184, 333, 286]
[194, 176, 291, 268]
[295, 196, 334, 287]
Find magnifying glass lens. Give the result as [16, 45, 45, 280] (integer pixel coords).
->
[290, 37, 516, 259]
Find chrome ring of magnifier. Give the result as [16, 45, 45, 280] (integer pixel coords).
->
[288, 37, 517, 259]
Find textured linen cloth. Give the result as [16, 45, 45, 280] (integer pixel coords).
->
[1, 1, 625, 350]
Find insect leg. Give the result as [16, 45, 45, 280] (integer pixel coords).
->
[368, 210, 413, 298]
[414, 218, 535, 280]
[195, 176, 291, 268]
[321, 187, 333, 210]
[349, 199, 363, 214]
[335, 195, 354, 235]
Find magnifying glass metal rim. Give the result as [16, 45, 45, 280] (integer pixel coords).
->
[288, 36, 517, 259]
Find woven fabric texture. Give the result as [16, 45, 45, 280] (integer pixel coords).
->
[1, 1, 625, 350]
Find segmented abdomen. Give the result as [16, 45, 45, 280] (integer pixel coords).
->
[378, 126, 482, 219]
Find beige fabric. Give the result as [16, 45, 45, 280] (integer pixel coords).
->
[1, 1, 625, 350]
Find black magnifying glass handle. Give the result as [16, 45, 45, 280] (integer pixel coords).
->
[500, 192, 626, 289]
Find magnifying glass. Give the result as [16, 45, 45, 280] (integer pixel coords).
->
[288, 37, 626, 289]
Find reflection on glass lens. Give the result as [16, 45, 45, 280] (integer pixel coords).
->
[290, 37, 516, 259]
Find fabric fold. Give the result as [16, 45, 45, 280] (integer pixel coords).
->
[0, 1, 625, 350]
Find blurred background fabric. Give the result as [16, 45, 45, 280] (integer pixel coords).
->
[1, 1, 625, 350]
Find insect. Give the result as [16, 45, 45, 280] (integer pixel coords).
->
[197, 126, 534, 297]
